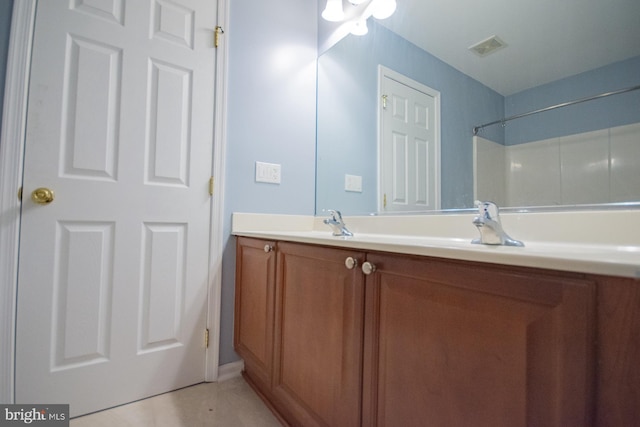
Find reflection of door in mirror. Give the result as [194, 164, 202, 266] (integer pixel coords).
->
[379, 66, 440, 212]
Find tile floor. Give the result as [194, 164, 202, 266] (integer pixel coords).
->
[70, 377, 282, 427]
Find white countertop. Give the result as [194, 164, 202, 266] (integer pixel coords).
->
[232, 211, 640, 279]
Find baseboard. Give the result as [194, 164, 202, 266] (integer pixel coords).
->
[216, 359, 244, 382]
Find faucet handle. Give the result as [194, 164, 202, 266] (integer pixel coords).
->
[323, 209, 353, 237]
[327, 209, 343, 222]
[475, 200, 500, 220]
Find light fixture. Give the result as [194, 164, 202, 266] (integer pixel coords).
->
[350, 18, 369, 36]
[321, 0, 396, 37]
[371, 0, 396, 20]
[321, 0, 344, 22]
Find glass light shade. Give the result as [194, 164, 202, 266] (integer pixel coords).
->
[322, 0, 345, 22]
[371, 0, 396, 19]
[349, 0, 368, 4]
[350, 18, 369, 35]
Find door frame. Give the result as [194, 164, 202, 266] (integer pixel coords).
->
[0, 0, 229, 402]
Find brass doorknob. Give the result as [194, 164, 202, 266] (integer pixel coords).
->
[31, 187, 55, 205]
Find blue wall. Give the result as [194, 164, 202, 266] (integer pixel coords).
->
[316, 21, 504, 214]
[505, 56, 640, 145]
[220, 0, 318, 364]
[0, 0, 14, 142]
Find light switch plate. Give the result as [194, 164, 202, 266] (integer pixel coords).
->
[345, 174, 362, 192]
[255, 161, 281, 184]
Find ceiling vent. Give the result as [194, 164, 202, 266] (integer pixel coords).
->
[468, 35, 507, 57]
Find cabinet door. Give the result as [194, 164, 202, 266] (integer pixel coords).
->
[234, 237, 277, 389]
[595, 275, 640, 426]
[273, 242, 365, 427]
[362, 253, 596, 427]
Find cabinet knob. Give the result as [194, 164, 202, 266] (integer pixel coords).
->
[264, 244, 273, 253]
[345, 257, 358, 270]
[362, 261, 376, 275]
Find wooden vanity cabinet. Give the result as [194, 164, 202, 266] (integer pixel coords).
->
[361, 252, 596, 427]
[234, 237, 277, 392]
[234, 237, 639, 426]
[271, 242, 366, 427]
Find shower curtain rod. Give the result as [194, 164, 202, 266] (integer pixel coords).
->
[472, 84, 640, 135]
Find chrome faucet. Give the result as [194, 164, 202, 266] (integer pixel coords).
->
[471, 201, 524, 247]
[323, 210, 353, 237]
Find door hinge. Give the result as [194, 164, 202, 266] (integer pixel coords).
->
[382, 94, 388, 109]
[214, 26, 224, 48]
[17, 186, 22, 201]
[209, 177, 214, 196]
[204, 328, 210, 348]
[383, 193, 387, 208]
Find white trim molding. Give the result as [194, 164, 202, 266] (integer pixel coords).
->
[0, 0, 37, 404]
[205, 0, 229, 382]
[205, 0, 229, 381]
[215, 360, 244, 383]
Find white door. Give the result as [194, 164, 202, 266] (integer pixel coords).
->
[16, 0, 216, 417]
[379, 66, 440, 212]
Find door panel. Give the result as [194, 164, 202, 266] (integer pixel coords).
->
[139, 223, 187, 352]
[62, 36, 122, 180]
[146, 59, 192, 185]
[52, 221, 115, 371]
[16, 0, 216, 416]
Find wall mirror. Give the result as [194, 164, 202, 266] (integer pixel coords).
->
[315, 0, 640, 215]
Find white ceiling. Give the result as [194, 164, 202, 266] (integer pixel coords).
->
[377, 0, 640, 95]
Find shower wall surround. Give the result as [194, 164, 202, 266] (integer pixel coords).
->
[474, 122, 640, 207]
